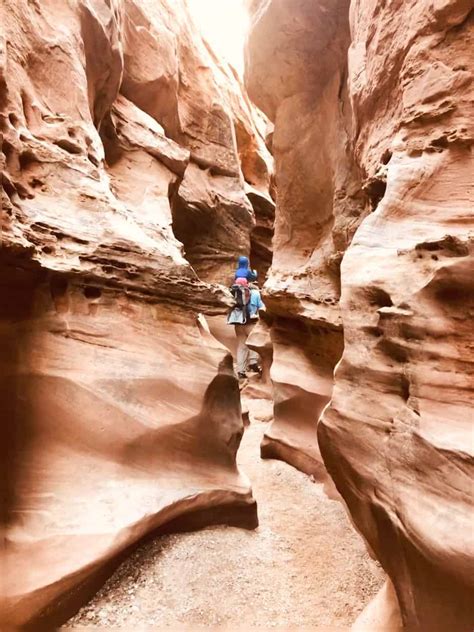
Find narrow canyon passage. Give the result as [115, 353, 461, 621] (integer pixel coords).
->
[2, 0, 473, 627]
[66, 402, 383, 629]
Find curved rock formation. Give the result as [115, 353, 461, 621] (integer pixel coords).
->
[246, 0, 474, 629]
[0, 0, 270, 626]
[245, 0, 366, 479]
[319, 3, 474, 629]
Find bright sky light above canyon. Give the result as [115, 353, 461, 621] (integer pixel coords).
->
[188, 0, 249, 74]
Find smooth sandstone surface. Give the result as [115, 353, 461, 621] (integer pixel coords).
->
[320, 3, 474, 627]
[246, 0, 364, 480]
[246, 0, 474, 630]
[0, 0, 272, 626]
[2, 0, 473, 628]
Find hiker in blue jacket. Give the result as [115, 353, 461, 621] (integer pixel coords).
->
[234, 255, 257, 282]
[228, 255, 263, 378]
[234, 282, 265, 379]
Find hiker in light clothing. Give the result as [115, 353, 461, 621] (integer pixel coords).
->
[235, 283, 265, 379]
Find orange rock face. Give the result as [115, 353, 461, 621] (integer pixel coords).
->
[0, 0, 271, 626]
[246, 0, 473, 629]
[320, 3, 474, 629]
[246, 0, 365, 479]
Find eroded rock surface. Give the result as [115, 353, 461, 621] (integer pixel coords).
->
[246, 0, 366, 479]
[320, 3, 474, 629]
[0, 0, 271, 626]
[246, 0, 474, 630]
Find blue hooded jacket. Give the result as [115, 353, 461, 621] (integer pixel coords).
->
[234, 256, 257, 282]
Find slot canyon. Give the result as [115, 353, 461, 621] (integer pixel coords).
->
[1, 0, 472, 630]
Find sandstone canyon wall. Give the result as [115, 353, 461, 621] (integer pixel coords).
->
[246, 0, 366, 479]
[0, 0, 272, 627]
[246, 0, 473, 630]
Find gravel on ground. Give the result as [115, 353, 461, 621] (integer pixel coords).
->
[65, 400, 383, 629]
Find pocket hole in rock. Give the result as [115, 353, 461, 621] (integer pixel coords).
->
[367, 287, 393, 307]
[83, 286, 102, 300]
[8, 112, 20, 127]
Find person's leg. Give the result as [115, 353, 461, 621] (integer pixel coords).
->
[234, 325, 249, 375]
[245, 322, 260, 371]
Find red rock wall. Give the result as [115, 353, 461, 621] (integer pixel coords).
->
[320, 3, 474, 630]
[246, 0, 474, 629]
[245, 0, 366, 479]
[0, 0, 271, 626]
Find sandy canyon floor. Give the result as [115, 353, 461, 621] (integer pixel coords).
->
[65, 400, 383, 629]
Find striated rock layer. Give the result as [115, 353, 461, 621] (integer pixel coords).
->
[0, 0, 272, 627]
[246, 0, 366, 479]
[319, 3, 474, 630]
[247, 0, 474, 630]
